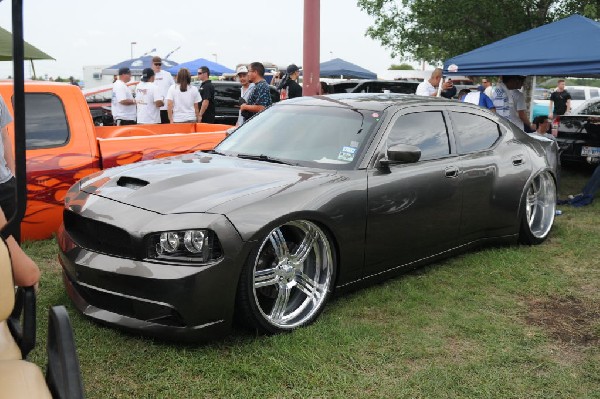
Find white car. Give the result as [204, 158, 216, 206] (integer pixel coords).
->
[564, 85, 600, 109]
[570, 97, 600, 116]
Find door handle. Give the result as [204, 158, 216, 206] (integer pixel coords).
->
[512, 155, 525, 166]
[445, 166, 459, 178]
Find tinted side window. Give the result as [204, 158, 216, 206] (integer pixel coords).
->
[570, 89, 585, 100]
[215, 85, 240, 101]
[24, 93, 69, 149]
[450, 112, 500, 154]
[387, 111, 450, 160]
[591, 89, 600, 98]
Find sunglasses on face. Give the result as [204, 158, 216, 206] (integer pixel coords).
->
[154, 63, 162, 66]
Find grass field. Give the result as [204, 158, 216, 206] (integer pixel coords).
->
[22, 164, 600, 398]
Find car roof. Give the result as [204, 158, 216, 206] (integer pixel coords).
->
[280, 93, 452, 111]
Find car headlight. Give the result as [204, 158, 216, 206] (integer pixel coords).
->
[147, 229, 222, 263]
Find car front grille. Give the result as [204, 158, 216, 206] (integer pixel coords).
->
[64, 210, 137, 259]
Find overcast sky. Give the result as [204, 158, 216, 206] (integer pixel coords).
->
[0, 0, 409, 80]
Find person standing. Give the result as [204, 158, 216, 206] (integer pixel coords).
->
[548, 79, 571, 119]
[240, 62, 272, 122]
[490, 75, 532, 131]
[197, 66, 216, 123]
[235, 65, 255, 126]
[481, 78, 493, 97]
[415, 68, 456, 98]
[111, 67, 137, 125]
[0, 94, 16, 241]
[278, 64, 302, 99]
[136, 68, 163, 124]
[166, 68, 201, 123]
[151, 56, 175, 124]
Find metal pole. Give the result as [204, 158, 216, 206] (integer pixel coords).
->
[302, 0, 320, 96]
[8, 0, 26, 241]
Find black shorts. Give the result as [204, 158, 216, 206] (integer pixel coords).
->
[115, 119, 137, 126]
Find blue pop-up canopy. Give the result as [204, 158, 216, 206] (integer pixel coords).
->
[320, 58, 377, 79]
[444, 15, 600, 76]
[167, 58, 234, 76]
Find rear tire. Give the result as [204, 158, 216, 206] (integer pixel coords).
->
[519, 171, 556, 245]
[236, 220, 335, 334]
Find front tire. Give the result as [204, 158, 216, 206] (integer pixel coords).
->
[236, 220, 335, 334]
[519, 171, 556, 245]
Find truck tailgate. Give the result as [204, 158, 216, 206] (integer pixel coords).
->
[97, 125, 228, 169]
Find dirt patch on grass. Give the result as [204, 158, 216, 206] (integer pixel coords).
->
[525, 295, 600, 346]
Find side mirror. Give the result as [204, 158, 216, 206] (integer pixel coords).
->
[378, 144, 421, 169]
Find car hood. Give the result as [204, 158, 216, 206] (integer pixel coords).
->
[80, 152, 335, 214]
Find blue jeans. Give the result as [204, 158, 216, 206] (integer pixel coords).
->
[582, 164, 600, 197]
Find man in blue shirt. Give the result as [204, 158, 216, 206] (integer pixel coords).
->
[240, 62, 272, 123]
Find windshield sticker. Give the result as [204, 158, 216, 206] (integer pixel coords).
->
[338, 146, 356, 162]
[372, 112, 380, 118]
[350, 141, 359, 147]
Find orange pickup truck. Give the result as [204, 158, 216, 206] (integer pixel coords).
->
[0, 81, 228, 241]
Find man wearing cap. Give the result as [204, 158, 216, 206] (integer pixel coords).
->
[240, 62, 272, 122]
[151, 56, 175, 124]
[111, 67, 136, 125]
[135, 68, 164, 124]
[197, 66, 216, 123]
[235, 65, 255, 126]
[278, 64, 302, 100]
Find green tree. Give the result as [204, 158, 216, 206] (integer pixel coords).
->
[357, 0, 596, 64]
[390, 63, 414, 70]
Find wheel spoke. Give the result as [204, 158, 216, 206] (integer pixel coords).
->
[254, 268, 279, 288]
[296, 272, 320, 301]
[269, 285, 291, 322]
[291, 226, 319, 264]
[268, 228, 289, 262]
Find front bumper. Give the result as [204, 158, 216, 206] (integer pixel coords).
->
[57, 208, 250, 342]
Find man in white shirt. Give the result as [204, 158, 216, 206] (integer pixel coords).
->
[416, 68, 454, 97]
[111, 67, 137, 125]
[490, 75, 533, 131]
[136, 68, 163, 124]
[235, 65, 255, 126]
[151, 56, 175, 124]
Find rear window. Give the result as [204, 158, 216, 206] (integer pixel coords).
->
[24, 93, 69, 149]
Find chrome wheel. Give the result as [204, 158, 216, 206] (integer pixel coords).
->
[251, 220, 334, 330]
[522, 171, 556, 243]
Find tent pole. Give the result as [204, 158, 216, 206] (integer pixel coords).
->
[30, 59, 36, 79]
[530, 75, 537, 121]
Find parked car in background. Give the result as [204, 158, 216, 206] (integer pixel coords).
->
[192, 81, 280, 125]
[349, 80, 420, 94]
[532, 88, 551, 118]
[571, 97, 600, 116]
[324, 80, 420, 95]
[556, 96, 600, 163]
[59, 94, 558, 341]
[565, 85, 600, 109]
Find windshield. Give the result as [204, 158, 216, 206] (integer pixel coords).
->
[216, 104, 379, 170]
